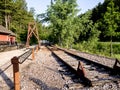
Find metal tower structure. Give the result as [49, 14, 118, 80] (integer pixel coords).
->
[26, 22, 40, 48]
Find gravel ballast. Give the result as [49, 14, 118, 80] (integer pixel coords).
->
[0, 46, 120, 90]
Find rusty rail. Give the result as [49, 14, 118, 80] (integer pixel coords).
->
[47, 46, 120, 87]
[47, 46, 92, 86]
[56, 46, 120, 74]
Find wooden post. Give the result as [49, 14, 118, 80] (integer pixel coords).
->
[36, 45, 39, 52]
[32, 48, 35, 60]
[113, 59, 120, 73]
[11, 57, 20, 90]
[77, 61, 85, 77]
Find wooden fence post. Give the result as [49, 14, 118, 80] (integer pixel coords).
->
[32, 48, 35, 60]
[11, 57, 20, 90]
[36, 45, 39, 52]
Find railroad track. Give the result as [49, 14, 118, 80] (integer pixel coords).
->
[57, 47, 120, 74]
[47, 46, 120, 89]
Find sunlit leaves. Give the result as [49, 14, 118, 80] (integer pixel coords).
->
[46, 0, 78, 47]
[103, 0, 119, 37]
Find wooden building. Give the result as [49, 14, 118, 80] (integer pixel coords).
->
[0, 25, 16, 45]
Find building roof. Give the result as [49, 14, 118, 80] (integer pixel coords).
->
[0, 25, 16, 36]
[8, 30, 16, 36]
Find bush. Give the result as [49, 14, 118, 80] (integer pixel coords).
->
[97, 42, 120, 55]
[73, 42, 120, 58]
[112, 43, 120, 54]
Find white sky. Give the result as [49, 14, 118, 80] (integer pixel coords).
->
[26, 0, 104, 15]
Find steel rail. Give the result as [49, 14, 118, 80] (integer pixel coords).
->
[56, 47, 120, 74]
[47, 46, 92, 87]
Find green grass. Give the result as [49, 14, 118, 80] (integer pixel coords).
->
[73, 41, 120, 60]
[99, 42, 120, 44]
[113, 54, 120, 60]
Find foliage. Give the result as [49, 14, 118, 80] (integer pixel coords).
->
[88, 0, 120, 56]
[98, 0, 120, 56]
[38, 0, 120, 58]
[1, 0, 120, 59]
[103, 0, 119, 38]
[0, 0, 37, 43]
[73, 42, 120, 59]
[75, 10, 100, 51]
[40, 0, 79, 48]
[39, 26, 52, 40]
[97, 42, 120, 55]
[91, 0, 120, 41]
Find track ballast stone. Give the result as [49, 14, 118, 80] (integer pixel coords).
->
[21, 46, 66, 90]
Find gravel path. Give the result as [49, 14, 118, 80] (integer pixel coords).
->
[0, 48, 29, 66]
[20, 46, 66, 90]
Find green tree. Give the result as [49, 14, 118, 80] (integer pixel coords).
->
[45, 0, 78, 47]
[0, 0, 14, 29]
[77, 10, 100, 51]
[11, 0, 35, 42]
[103, 0, 119, 56]
[0, 0, 36, 43]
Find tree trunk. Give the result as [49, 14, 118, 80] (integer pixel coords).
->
[110, 35, 113, 56]
[8, 15, 11, 30]
[5, 0, 8, 29]
[5, 15, 8, 29]
[59, 36, 62, 47]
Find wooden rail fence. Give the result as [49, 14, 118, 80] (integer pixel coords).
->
[10, 45, 39, 90]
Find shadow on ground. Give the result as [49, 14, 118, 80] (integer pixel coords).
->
[29, 77, 60, 90]
[0, 68, 14, 89]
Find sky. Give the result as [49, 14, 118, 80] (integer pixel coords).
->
[26, 0, 104, 15]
